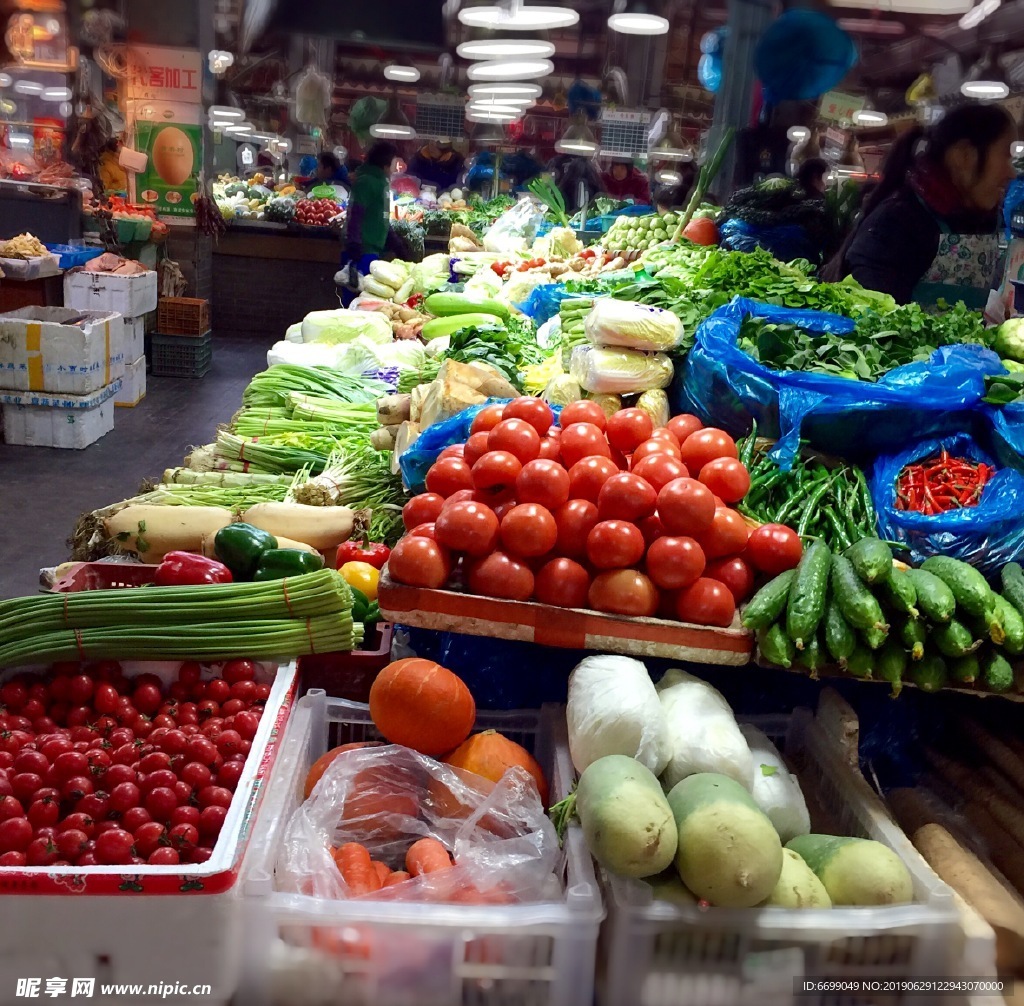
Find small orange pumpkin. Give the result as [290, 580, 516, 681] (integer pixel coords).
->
[444, 730, 549, 805]
[304, 742, 383, 798]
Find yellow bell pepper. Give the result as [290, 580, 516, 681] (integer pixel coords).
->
[339, 561, 380, 601]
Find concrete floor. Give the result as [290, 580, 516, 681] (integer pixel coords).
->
[0, 335, 269, 599]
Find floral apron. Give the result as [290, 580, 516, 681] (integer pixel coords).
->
[912, 222, 1000, 311]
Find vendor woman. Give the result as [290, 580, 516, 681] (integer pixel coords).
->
[826, 104, 1016, 307]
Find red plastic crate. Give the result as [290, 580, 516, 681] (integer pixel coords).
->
[299, 621, 393, 700]
[51, 561, 156, 592]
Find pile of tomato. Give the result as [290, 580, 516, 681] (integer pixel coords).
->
[0, 660, 268, 868]
[388, 399, 803, 628]
[295, 198, 341, 227]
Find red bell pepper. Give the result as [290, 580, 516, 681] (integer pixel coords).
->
[154, 551, 234, 587]
[334, 540, 391, 570]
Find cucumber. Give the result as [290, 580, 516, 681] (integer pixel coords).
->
[931, 619, 979, 659]
[830, 554, 887, 631]
[824, 600, 856, 665]
[994, 596, 1024, 656]
[742, 570, 796, 631]
[845, 645, 874, 680]
[982, 651, 1014, 693]
[921, 556, 997, 620]
[574, 754, 677, 878]
[861, 623, 889, 650]
[1000, 562, 1024, 616]
[760, 848, 832, 909]
[950, 653, 981, 686]
[757, 623, 795, 669]
[900, 617, 927, 660]
[786, 540, 831, 650]
[845, 537, 893, 585]
[795, 632, 826, 675]
[906, 569, 955, 623]
[785, 835, 913, 906]
[910, 654, 947, 693]
[876, 640, 907, 697]
[883, 568, 919, 620]
[668, 773, 783, 907]
[420, 313, 506, 340]
[424, 292, 510, 321]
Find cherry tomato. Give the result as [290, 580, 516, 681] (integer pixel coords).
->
[95, 827, 135, 865]
[503, 397, 554, 436]
[698, 458, 751, 504]
[645, 536, 706, 590]
[467, 552, 535, 601]
[606, 408, 654, 454]
[516, 459, 570, 510]
[631, 438, 682, 466]
[567, 456, 619, 503]
[697, 507, 750, 560]
[705, 556, 755, 603]
[425, 457, 474, 499]
[657, 478, 716, 536]
[665, 415, 703, 443]
[471, 450, 522, 493]
[500, 503, 558, 558]
[554, 499, 599, 559]
[434, 502, 499, 556]
[402, 493, 445, 530]
[223, 659, 257, 684]
[597, 473, 657, 523]
[488, 419, 541, 464]
[675, 577, 736, 627]
[679, 428, 738, 472]
[470, 404, 506, 435]
[534, 558, 590, 608]
[745, 523, 804, 575]
[629, 453, 689, 493]
[463, 431, 492, 467]
[560, 423, 611, 468]
[438, 444, 465, 462]
[589, 570, 659, 617]
[558, 400, 607, 430]
[586, 520, 645, 569]
[648, 427, 681, 449]
[387, 536, 451, 589]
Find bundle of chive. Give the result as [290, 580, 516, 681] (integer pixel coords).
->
[0, 569, 362, 668]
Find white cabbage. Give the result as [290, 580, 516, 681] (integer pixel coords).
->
[585, 299, 683, 352]
[300, 309, 392, 345]
[570, 345, 674, 395]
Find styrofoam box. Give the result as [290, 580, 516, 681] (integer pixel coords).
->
[237, 696, 604, 1006]
[115, 355, 146, 407]
[123, 314, 146, 361]
[0, 379, 122, 448]
[64, 268, 158, 317]
[596, 694, 996, 1006]
[0, 659, 298, 1006]
[0, 307, 125, 396]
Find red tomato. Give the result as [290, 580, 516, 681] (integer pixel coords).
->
[705, 556, 755, 603]
[589, 570, 659, 617]
[675, 577, 736, 627]
[471, 450, 523, 493]
[516, 459, 570, 510]
[745, 523, 803, 574]
[665, 414, 703, 443]
[467, 552, 535, 601]
[586, 520, 645, 569]
[463, 431, 492, 467]
[408, 523, 437, 540]
[441, 489, 477, 510]
[605, 408, 654, 454]
[637, 513, 666, 546]
[631, 438, 682, 466]
[567, 456, 619, 502]
[425, 457, 474, 498]
[500, 503, 558, 558]
[630, 454, 689, 493]
[560, 423, 612, 468]
[387, 537, 451, 589]
[648, 427, 681, 449]
[645, 536, 706, 590]
[697, 508, 750, 560]
[533, 558, 590, 608]
[503, 397, 554, 436]
[679, 428, 738, 472]
[488, 419, 541, 464]
[538, 431, 562, 462]
[470, 404, 505, 434]
[554, 500, 599, 558]
[558, 400, 607, 430]
[402, 493, 444, 530]
[597, 473, 657, 522]
[699, 458, 751, 504]
[438, 444, 465, 462]
[657, 478, 716, 536]
[435, 502, 500, 556]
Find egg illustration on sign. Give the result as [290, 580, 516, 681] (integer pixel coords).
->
[151, 126, 194, 186]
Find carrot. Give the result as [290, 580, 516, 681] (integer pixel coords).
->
[405, 837, 453, 877]
[371, 860, 391, 886]
[383, 870, 411, 888]
[335, 842, 382, 895]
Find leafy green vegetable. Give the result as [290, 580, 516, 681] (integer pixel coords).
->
[983, 372, 1024, 405]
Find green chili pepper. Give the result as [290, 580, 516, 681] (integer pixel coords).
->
[855, 467, 876, 534]
[740, 420, 758, 468]
[797, 476, 836, 537]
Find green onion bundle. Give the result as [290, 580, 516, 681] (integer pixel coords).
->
[139, 483, 290, 508]
[162, 468, 295, 489]
[215, 430, 339, 475]
[286, 395, 378, 427]
[242, 365, 389, 409]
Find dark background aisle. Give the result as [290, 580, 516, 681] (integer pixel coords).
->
[0, 337, 268, 599]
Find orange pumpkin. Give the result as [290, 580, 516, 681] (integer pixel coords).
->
[304, 742, 383, 798]
[443, 730, 549, 805]
[682, 216, 719, 247]
[369, 658, 475, 756]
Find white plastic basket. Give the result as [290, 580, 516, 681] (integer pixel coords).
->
[597, 697, 995, 1006]
[238, 693, 604, 1006]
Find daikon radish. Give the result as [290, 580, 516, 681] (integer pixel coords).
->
[242, 502, 355, 551]
[739, 724, 811, 843]
[657, 668, 754, 791]
[104, 505, 233, 563]
[566, 655, 670, 776]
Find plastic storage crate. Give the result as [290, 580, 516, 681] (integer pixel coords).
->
[237, 695, 603, 1006]
[45, 244, 104, 269]
[152, 332, 213, 378]
[158, 296, 211, 335]
[51, 561, 157, 591]
[596, 694, 994, 1006]
[299, 622, 394, 701]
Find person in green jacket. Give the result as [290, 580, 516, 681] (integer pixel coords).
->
[343, 141, 398, 294]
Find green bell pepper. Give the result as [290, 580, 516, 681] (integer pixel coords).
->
[252, 548, 325, 581]
[348, 586, 370, 623]
[214, 523, 278, 580]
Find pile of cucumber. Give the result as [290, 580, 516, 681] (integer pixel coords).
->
[744, 537, 1024, 696]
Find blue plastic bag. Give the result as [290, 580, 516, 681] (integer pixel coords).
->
[679, 298, 1004, 470]
[515, 284, 603, 325]
[869, 432, 1024, 576]
[989, 401, 1024, 472]
[718, 219, 820, 264]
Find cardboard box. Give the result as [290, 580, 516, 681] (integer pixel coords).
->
[0, 307, 125, 396]
[1, 379, 121, 449]
[63, 269, 158, 317]
[115, 356, 146, 407]
[123, 316, 146, 361]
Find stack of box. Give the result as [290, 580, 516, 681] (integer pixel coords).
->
[64, 269, 158, 407]
[0, 307, 125, 448]
[153, 297, 212, 378]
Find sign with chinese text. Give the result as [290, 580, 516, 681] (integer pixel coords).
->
[126, 46, 202, 104]
[819, 91, 865, 125]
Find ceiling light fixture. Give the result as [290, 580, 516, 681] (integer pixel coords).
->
[224, 122, 254, 135]
[370, 95, 417, 139]
[471, 120, 507, 144]
[959, 0, 1001, 30]
[466, 105, 522, 121]
[12, 80, 43, 95]
[41, 86, 72, 102]
[608, 0, 669, 35]
[961, 49, 1009, 99]
[852, 107, 889, 126]
[209, 105, 245, 120]
[468, 83, 542, 100]
[556, 116, 598, 156]
[787, 125, 810, 142]
[384, 65, 421, 82]
[467, 58, 554, 81]
[459, 3, 579, 30]
[457, 39, 555, 60]
[1012, 140, 1024, 157]
[0, 73, 11, 88]
[656, 169, 682, 184]
[650, 123, 690, 161]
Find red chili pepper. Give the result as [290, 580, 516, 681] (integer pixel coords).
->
[334, 540, 391, 570]
[154, 551, 233, 587]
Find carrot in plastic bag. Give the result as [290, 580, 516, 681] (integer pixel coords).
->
[335, 842, 382, 895]
[371, 860, 391, 886]
[382, 870, 411, 888]
[406, 837, 453, 876]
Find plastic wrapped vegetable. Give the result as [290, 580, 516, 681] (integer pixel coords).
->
[584, 300, 684, 352]
[570, 345, 674, 395]
[588, 394, 622, 418]
[541, 374, 583, 408]
[300, 309, 392, 345]
[636, 389, 670, 428]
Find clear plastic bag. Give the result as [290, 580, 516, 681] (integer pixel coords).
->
[584, 299, 683, 352]
[278, 744, 559, 904]
[570, 345, 674, 395]
[482, 198, 546, 255]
